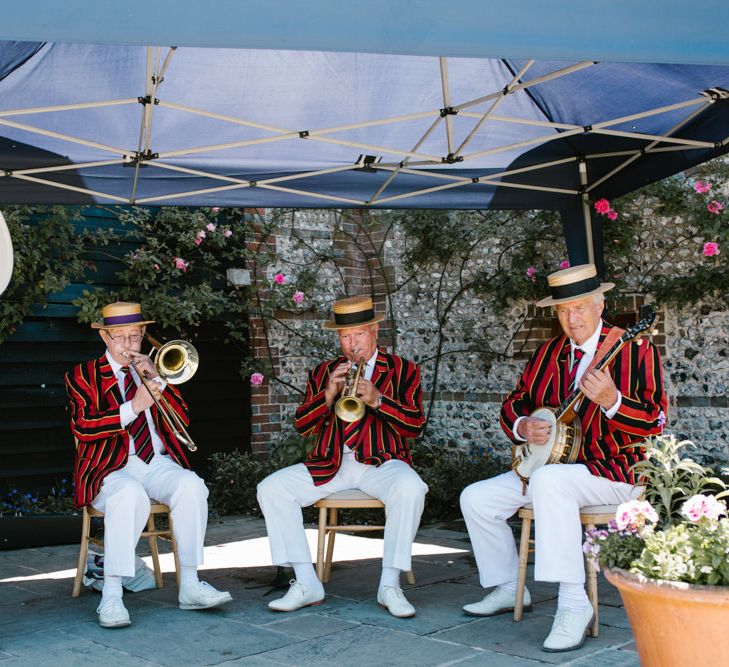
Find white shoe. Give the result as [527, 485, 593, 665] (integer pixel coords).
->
[542, 606, 595, 652]
[178, 581, 233, 610]
[97, 596, 131, 628]
[268, 580, 325, 612]
[462, 586, 531, 617]
[377, 586, 416, 618]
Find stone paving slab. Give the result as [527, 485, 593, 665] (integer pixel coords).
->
[0, 515, 636, 666]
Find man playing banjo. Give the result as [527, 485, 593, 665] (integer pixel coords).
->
[460, 264, 667, 652]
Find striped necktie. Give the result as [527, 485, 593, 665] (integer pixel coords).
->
[569, 347, 584, 392]
[122, 367, 154, 462]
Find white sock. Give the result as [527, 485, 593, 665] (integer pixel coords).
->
[558, 582, 590, 611]
[497, 580, 518, 595]
[102, 574, 123, 600]
[379, 567, 400, 591]
[292, 562, 322, 591]
[180, 565, 199, 589]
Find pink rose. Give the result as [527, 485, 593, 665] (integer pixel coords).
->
[274, 272, 286, 285]
[681, 494, 727, 522]
[194, 237, 203, 246]
[174, 257, 189, 272]
[224, 229, 233, 238]
[694, 180, 712, 194]
[606, 209, 618, 221]
[559, 260, 570, 270]
[211, 207, 221, 213]
[703, 241, 719, 257]
[292, 290, 305, 305]
[250, 372, 264, 386]
[196, 230, 206, 240]
[526, 266, 537, 279]
[707, 200, 723, 214]
[594, 198, 611, 215]
[206, 223, 217, 232]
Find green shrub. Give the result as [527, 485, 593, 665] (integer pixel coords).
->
[206, 451, 274, 516]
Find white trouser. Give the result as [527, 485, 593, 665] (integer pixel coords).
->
[460, 464, 638, 587]
[257, 454, 428, 572]
[91, 454, 209, 577]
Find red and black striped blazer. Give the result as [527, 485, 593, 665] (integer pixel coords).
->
[65, 354, 191, 508]
[500, 323, 667, 484]
[294, 349, 426, 485]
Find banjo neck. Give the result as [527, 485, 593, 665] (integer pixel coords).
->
[555, 310, 656, 424]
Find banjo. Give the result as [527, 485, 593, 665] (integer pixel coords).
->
[511, 310, 656, 489]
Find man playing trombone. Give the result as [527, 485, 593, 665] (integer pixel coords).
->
[65, 301, 231, 628]
[257, 295, 428, 618]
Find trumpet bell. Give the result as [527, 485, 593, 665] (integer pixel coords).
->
[335, 395, 366, 422]
[155, 339, 199, 384]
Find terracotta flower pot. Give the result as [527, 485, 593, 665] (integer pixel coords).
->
[605, 567, 729, 667]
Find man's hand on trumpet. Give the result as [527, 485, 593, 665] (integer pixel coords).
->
[353, 377, 381, 409]
[325, 361, 352, 408]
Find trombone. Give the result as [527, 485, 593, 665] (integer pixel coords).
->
[126, 335, 199, 452]
[335, 358, 366, 423]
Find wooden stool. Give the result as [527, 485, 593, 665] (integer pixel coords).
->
[314, 489, 416, 585]
[72, 502, 181, 597]
[514, 503, 618, 637]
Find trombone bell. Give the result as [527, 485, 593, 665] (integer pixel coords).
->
[153, 339, 199, 385]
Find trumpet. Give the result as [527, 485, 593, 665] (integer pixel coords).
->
[125, 335, 199, 451]
[335, 358, 366, 423]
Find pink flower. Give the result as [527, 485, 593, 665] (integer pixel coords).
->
[274, 272, 286, 285]
[223, 229, 233, 238]
[694, 180, 712, 194]
[707, 200, 723, 214]
[526, 266, 537, 279]
[559, 260, 570, 270]
[681, 494, 727, 523]
[174, 257, 189, 272]
[703, 241, 719, 257]
[594, 198, 611, 215]
[615, 500, 658, 530]
[153, 263, 160, 271]
[606, 209, 618, 221]
[292, 290, 305, 305]
[206, 223, 217, 232]
[250, 372, 264, 386]
[211, 207, 221, 214]
[196, 230, 206, 239]
[194, 237, 203, 246]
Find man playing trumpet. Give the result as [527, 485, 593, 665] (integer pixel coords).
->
[258, 295, 428, 617]
[65, 301, 231, 628]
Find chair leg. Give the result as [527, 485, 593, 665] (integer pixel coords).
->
[72, 507, 92, 597]
[514, 516, 531, 622]
[405, 569, 415, 585]
[168, 512, 181, 589]
[585, 523, 600, 637]
[146, 512, 163, 589]
[316, 506, 327, 581]
[323, 508, 337, 584]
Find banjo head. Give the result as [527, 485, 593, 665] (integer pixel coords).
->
[513, 408, 557, 478]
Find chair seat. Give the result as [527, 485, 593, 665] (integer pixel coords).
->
[86, 502, 171, 518]
[314, 489, 384, 508]
[519, 503, 618, 523]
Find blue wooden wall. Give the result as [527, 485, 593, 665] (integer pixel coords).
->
[0, 207, 251, 493]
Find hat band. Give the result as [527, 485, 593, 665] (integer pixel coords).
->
[550, 276, 600, 301]
[333, 308, 375, 326]
[103, 313, 145, 326]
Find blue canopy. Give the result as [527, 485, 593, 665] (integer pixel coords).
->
[0, 1, 728, 266]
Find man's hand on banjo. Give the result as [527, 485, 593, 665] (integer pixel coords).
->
[579, 366, 618, 409]
[517, 417, 551, 445]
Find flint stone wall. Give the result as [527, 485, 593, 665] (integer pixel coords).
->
[257, 210, 728, 468]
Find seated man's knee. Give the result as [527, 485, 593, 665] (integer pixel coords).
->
[529, 464, 573, 497]
[256, 471, 279, 503]
[107, 481, 149, 512]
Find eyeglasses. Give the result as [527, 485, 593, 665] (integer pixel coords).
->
[107, 333, 143, 344]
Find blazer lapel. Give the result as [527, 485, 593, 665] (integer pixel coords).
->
[579, 324, 613, 430]
[98, 355, 123, 409]
[371, 350, 394, 394]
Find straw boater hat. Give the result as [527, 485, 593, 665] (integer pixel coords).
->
[322, 295, 385, 330]
[536, 264, 614, 307]
[90, 301, 155, 330]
